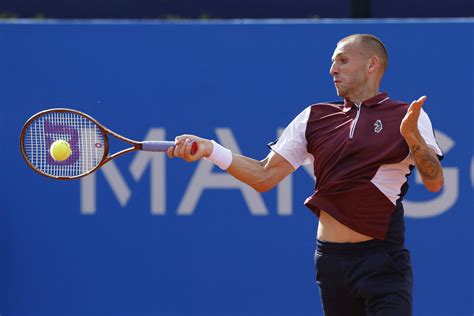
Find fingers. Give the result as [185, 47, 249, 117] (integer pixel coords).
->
[173, 139, 187, 158]
[168, 134, 212, 162]
[172, 135, 199, 161]
[408, 95, 427, 112]
[418, 95, 427, 104]
[167, 135, 190, 158]
[400, 96, 427, 139]
[183, 140, 197, 161]
[166, 146, 175, 158]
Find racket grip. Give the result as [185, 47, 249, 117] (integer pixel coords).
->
[142, 141, 198, 155]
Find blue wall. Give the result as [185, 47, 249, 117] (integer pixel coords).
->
[1, 20, 473, 315]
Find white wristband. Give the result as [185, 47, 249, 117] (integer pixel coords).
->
[205, 140, 233, 170]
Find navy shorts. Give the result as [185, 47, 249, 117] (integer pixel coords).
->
[314, 239, 413, 316]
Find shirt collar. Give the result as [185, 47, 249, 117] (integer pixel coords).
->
[343, 92, 389, 111]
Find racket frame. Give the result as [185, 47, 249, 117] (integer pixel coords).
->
[20, 108, 159, 180]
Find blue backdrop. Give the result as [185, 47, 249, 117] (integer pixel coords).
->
[1, 19, 473, 316]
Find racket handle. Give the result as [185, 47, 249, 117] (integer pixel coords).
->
[142, 141, 198, 155]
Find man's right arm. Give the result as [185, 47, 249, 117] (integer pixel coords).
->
[227, 151, 295, 192]
[167, 136, 295, 192]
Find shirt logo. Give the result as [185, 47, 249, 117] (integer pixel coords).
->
[374, 119, 383, 133]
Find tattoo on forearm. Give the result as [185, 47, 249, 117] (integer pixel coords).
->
[410, 145, 441, 180]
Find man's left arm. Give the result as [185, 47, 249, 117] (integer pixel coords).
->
[400, 96, 444, 192]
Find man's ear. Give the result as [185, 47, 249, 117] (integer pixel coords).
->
[368, 56, 379, 73]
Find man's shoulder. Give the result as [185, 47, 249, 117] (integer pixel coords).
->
[385, 98, 410, 107]
[377, 98, 410, 115]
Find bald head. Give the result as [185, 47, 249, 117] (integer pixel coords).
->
[338, 34, 388, 73]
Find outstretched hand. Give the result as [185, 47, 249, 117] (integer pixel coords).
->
[400, 96, 426, 141]
[167, 134, 213, 162]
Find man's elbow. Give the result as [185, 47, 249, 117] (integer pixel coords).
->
[253, 182, 275, 193]
[252, 177, 277, 192]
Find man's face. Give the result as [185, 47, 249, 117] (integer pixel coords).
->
[329, 40, 369, 99]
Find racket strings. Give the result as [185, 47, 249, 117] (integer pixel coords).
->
[23, 111, 105, 178]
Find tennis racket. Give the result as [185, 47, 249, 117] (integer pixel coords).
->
[20, 108, 197, 180]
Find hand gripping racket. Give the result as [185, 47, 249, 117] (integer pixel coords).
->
[20, 108, 197, 180]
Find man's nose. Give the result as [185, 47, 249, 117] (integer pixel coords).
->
[330, 63, 338, 76]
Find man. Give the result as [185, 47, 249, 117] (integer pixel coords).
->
[168, 34, 444, 315]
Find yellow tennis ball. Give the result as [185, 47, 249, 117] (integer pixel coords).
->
[50, 140, 71, 161]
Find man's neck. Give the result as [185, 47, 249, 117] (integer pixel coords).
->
[350, 92, 380, 104]
[348, 85, 380, 104]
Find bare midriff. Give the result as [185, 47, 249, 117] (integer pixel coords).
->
[317, 210, 374, 243]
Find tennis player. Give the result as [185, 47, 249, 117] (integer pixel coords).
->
[168, 34, 444, 316]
